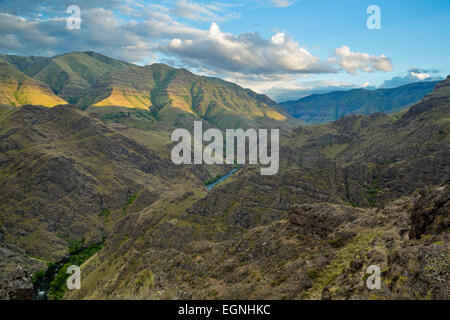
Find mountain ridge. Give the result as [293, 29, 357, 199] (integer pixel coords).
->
[0, 52, 296, 130]
[280, 81, 441, 124]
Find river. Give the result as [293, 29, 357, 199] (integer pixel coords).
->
[206, 167, 241, 190]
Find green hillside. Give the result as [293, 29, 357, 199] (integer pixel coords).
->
[0, 62, 66, 107]
[0, 52, 295, 130]
[1, 52, 132, 104]
[82, 63, 294, 130]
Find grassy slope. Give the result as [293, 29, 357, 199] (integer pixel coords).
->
[0, 105, 204, 267]
[1, 52, 133, 104]
[83, 63, 296, 130]
[0, 62, 66, 107]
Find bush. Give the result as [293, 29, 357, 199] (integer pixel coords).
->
[32, 269, 46, 284]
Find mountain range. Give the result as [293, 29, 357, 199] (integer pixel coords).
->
[0, 52, 295, 131]
[0, 51, 448, 300]
[280, 81, 441, 124]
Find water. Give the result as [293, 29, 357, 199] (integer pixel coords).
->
[33, 255, 70, 300]
[206, 167, 240, 190]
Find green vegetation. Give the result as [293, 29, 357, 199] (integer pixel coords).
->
[367, 178, 380, 207]
[204, 174, 223, 186]
[47, 241, 104, 300]
[122, 193, 138, 215]
[99, 208, 111, 218]
[31, 269, 46, 284]
[67, 237, 85, 254]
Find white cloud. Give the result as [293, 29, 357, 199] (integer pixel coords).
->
[380, 70, 443, 88]
[258, 0, 298, 7]
[171, 0, 240, 22]
[328, 45, 393, 74]
[410, 72, 430, 80]
[161, 23, 334, 75]
[270, 0, 298, 7]
[0, 2, 400, 101]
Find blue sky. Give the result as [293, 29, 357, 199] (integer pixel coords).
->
[0, 0, 448, 101]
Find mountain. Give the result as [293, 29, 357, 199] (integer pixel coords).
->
[0, 51, 448, 300]
[0, 104, 215, 279]
[280, 81, 441, 124]
[0, 62, 66, 107]
[65, 76, 449, 300]
[1, 52, 132, 104]
[0, 52, 295, 130]
[81, 63, 293, 130]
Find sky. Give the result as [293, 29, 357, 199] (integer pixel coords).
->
[0, 0, 449, 101]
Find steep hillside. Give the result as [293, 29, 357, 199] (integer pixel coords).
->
[0, 63, 66, 107]
[0, 51, 447, 300]
[82, 63, 294, 130]
[0, 52, 296, 130]
[65, 78, 449, 300]
[281, 81, 441, 124]
[67, 185, 449, 300]
[1, 52, 132, 104]
[0, 104, 207, 279]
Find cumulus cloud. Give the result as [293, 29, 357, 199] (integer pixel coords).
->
[328, 45, 393, 74]
[380, 70, 443, 88]
[0, 9, 154, 62]
[161, 23, 334, 75]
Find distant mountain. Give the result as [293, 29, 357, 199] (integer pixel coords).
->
[0, 62, 66, 107]
[0, 52, 132, 104]
[280, 81, 441, 124]
[0, 52, 295, 130]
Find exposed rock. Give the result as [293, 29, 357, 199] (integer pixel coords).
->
[409, 185, 449, 239]
[0, 266, 33, 300]
[288, 203, 363, 237]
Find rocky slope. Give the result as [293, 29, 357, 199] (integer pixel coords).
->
[0, 104, 208, 280]
[65, 77, 449, 300]
[0, 51, 448, 300]
[280, 81, 441, 124]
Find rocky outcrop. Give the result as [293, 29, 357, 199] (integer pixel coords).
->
[409, 185, 449, 239]
[0, 266, 33, 300]
[288, 203, 363, 237]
